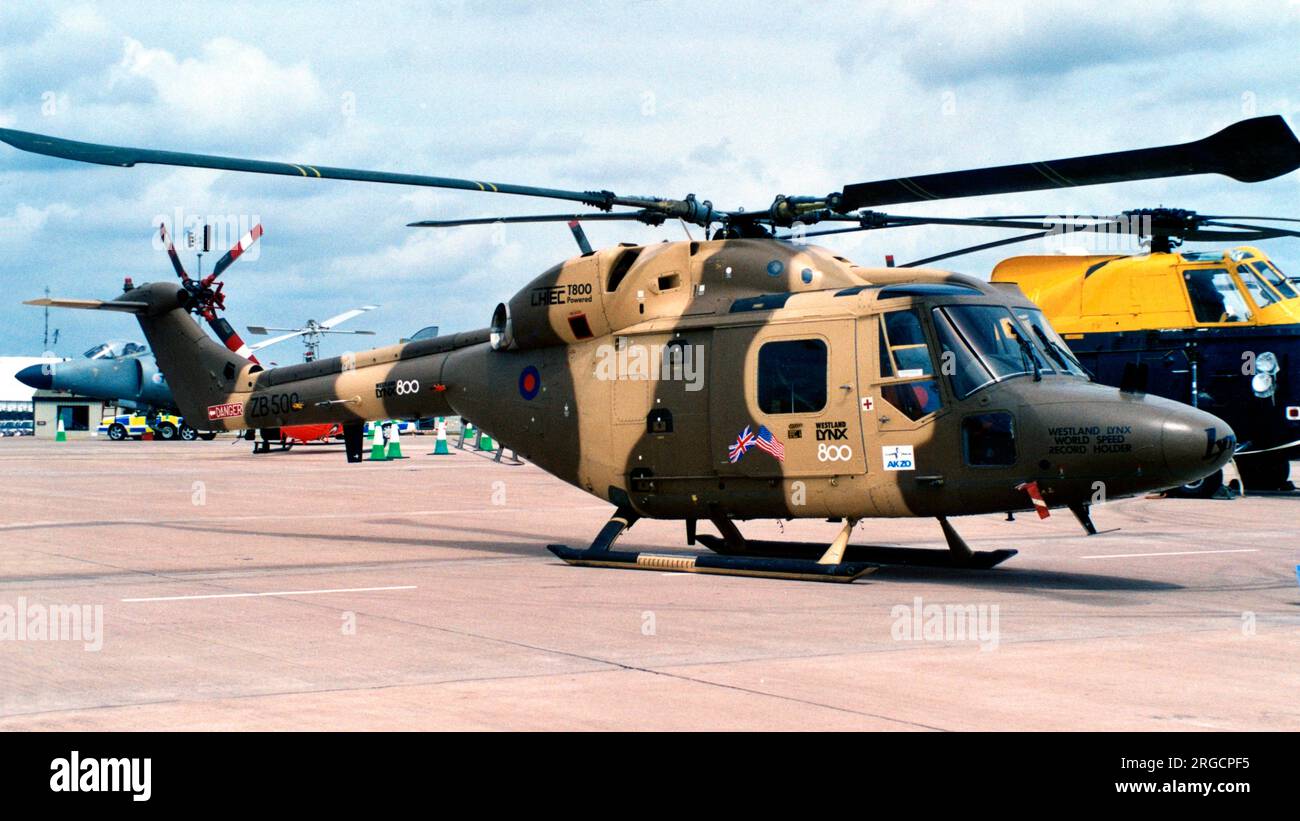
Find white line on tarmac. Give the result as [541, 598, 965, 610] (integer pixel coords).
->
[121, 585, 417, 602]
[1, 503, 612, 530]
[1079, 548, 1259, 560]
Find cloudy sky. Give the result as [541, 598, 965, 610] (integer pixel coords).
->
[1, 0, 1297, 359]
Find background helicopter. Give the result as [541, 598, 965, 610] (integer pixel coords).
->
[15, 223, 375, 448]
[246, 305, 378, 364]
[6, 116, 1296, 582]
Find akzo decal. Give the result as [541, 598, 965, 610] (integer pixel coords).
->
[882, 445, 915, 471]
[531, 282, 593, 306]
[248, 392, 300, 417]
[206, 402, 244, 421]
[375, 379, 419, 398]
[817, 443, 852, 462]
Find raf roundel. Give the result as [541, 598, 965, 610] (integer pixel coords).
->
[519, 365, 541, 400]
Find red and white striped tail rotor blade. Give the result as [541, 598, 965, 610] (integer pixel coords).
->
[206, 316, 260, 366]
[208, 223, 263, 281]
[159, 223, 191, 282]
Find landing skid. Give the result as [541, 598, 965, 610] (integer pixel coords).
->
[546, 506, 1016, 583]
[692, 535, 1017, 569]
[547, 501, 875, 583]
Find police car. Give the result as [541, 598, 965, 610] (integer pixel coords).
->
[98, 413, 215, 442]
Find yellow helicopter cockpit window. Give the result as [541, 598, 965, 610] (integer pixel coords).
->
[1237, 264, 1281, 308]
[1250, 260, 1297, 300]
[1183, 268, 1252, 323]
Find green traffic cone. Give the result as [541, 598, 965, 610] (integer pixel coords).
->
[432, 418, 451, 455]
[368, 422, 387, 461]
[387, 420, 405, 459]
[478, 429, 495, 452]
[55, 418, 67, 442]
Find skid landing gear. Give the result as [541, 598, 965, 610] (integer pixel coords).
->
[547, 506, 877, 583]
[695, 516, 1017, 570]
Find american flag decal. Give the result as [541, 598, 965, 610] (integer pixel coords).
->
[754, 425, 785, 461]
[728, 424, 784, 463]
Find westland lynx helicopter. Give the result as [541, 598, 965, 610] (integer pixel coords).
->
[5, 116, 1297, 582]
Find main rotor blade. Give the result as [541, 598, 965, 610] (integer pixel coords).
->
[318, 329, 377, 335]
[249, 330, 310, 350]
[839, 116, 1300, 211]
[900, 231, 1055, 268]
[408, 211, 664, 228]
[1199, 220, 1300, 238]
[0, 128, 632, 211]
[320, 305, 378, 329]
[1198, 214, 1300, 223]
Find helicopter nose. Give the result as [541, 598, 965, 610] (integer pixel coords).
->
[15, 364, 52, 390]
[1160, 406, 1235, 485]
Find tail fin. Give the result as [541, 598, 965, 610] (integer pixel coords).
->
[31, 283, 254, 427]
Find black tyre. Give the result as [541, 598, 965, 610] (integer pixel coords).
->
[179, 424, 199, 441]
[200, 431, 218, 441]
[1169, 469, 1223, 499]
[156, 422, 178, 440]
[1237, 457, 1291, 491]
[107, 423, 128, 441]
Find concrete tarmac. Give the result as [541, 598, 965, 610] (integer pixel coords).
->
[0, 437, 1296, 730]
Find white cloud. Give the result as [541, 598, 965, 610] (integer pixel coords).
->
[108, 37, 329, 141]
[0, 0, 1297, 358]
[0, 203, 79, 242]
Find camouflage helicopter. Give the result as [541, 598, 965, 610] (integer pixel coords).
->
[5, 116, 1297, 583]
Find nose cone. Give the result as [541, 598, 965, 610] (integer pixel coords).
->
[15, 364, 51, 390]
[1161, 407, 1235, 486]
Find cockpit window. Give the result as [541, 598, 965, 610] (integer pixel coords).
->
[1252, 261, 1297, 299]
[1014, 308, 1087, 377]
[932, 309, 995, 399]
[82, 341, 148, 359]
[1238, 265, 1280, 308]
[878, 309, 942, 420]
[1183, 268, 1251, 323]
[938, 304, 1049, 384]
[881, 309, 935, 377]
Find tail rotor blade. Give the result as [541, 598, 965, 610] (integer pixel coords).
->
[208, 223, 264, 281]
[159, 223, 191, 282]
